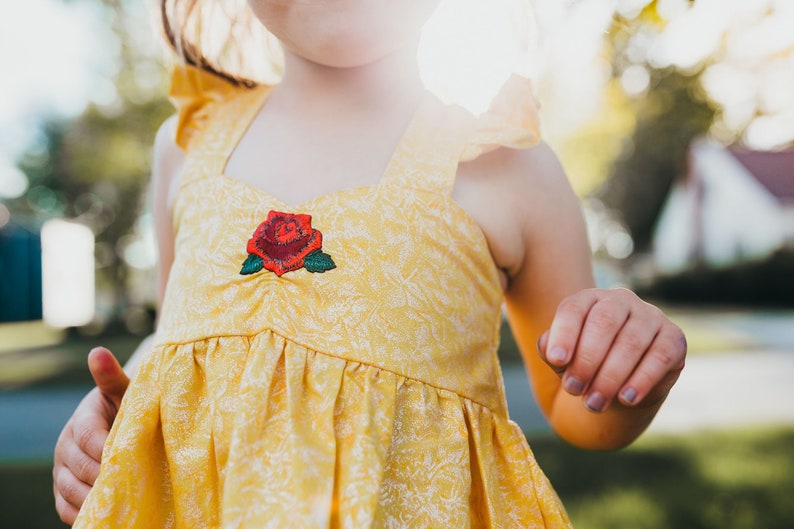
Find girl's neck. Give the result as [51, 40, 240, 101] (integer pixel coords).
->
[273, 45, 426, 119]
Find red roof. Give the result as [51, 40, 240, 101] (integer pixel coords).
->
[729, 147, 794, 203]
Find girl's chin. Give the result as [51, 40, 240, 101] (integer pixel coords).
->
[285, 40, 418, 70]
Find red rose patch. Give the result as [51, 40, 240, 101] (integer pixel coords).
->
[240, 211, 335, 276]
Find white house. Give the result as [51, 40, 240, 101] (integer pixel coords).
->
[653, 138, 794, 273]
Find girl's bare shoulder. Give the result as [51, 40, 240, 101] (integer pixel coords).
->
[151, 116, 186, 210]
[453, 142, 587, 281]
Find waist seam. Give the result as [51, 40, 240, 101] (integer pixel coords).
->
[154, 325, 507, 418]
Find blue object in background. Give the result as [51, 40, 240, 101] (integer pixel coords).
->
[0, 222, 42, 322]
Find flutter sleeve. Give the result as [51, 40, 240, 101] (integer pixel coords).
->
[168, 63, 242, 152]
[460, 74, 542, 162]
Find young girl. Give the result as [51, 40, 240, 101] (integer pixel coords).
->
[54, 0, 686, 527]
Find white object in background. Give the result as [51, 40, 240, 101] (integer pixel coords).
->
[41, 219, 95, 327]
[653, 182, 698, 273]
[653, 138, 786, 272]
[697, 139, 785, 267]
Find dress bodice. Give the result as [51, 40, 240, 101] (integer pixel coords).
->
[157, 85, 508, 413]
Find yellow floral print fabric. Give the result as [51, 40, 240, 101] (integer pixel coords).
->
[74, 65, 571, 529]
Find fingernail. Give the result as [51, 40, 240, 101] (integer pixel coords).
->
[585, 392, 606, 413]
[563, 376, 584, 395]
[621, 387, 637, 405]
[548, 347, 567, 364]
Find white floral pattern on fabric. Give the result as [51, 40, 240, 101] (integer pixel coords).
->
[74, 65, 571, 529]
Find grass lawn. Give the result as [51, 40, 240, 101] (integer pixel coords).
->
[0, 329, 142, 389]
[532, 426, 794, 529]
[2, 426, 792, 528]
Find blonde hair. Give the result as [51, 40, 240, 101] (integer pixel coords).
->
[160, 0, 283, 86]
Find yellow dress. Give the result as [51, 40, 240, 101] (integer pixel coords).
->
[74, 65, 571, 529]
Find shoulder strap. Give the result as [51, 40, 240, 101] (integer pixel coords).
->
[177, 86, 272, 189]
[380, 95, 474, 195]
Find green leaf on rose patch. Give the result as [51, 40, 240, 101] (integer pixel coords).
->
[304, 250, 336, 273]
[240, 254, 264, 275]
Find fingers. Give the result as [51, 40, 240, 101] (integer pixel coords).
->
[536, 331, 564, 375]
[53, 465, 91, 525]
[88, 347, 130, 410]
[54, 488, 80, 526]
[65, 423, 103, 484]
[53, 349, 128, 525]
[53, 467, 91, 525]
[542, 289, 599, 370]
[619, 322, 687, 407]
[580, 310, 661, 412]
[53, 425, 95, 525]
[52, 383, 118, 525]
[71, 392, 112, 463]
[539, 288, 687, 413]
[561, 295, 632, 404]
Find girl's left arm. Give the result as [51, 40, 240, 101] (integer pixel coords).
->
[499, 143, 686, 451]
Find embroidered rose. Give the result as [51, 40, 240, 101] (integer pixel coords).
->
[240, 211, 336, 276]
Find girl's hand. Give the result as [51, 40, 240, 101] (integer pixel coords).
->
[537, 288, 686, 413]
[53, 347, 129, 525]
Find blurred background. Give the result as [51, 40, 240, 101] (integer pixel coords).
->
[1, 0, 793, 527]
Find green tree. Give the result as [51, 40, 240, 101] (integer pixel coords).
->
[8, 0, 173, 329]
[597, 68, 715, 251]
[596, 3, 716, 252]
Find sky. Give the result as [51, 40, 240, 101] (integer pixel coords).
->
[1, 0, 793, 201]
[0, 0, 121, 198]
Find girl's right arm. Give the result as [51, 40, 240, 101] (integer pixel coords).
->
[53, 116, 183, 525]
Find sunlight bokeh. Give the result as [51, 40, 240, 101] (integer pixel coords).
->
[419, 0, 535, 114]
[622, 0, 794, 149]
[0, 0, 114, 198]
